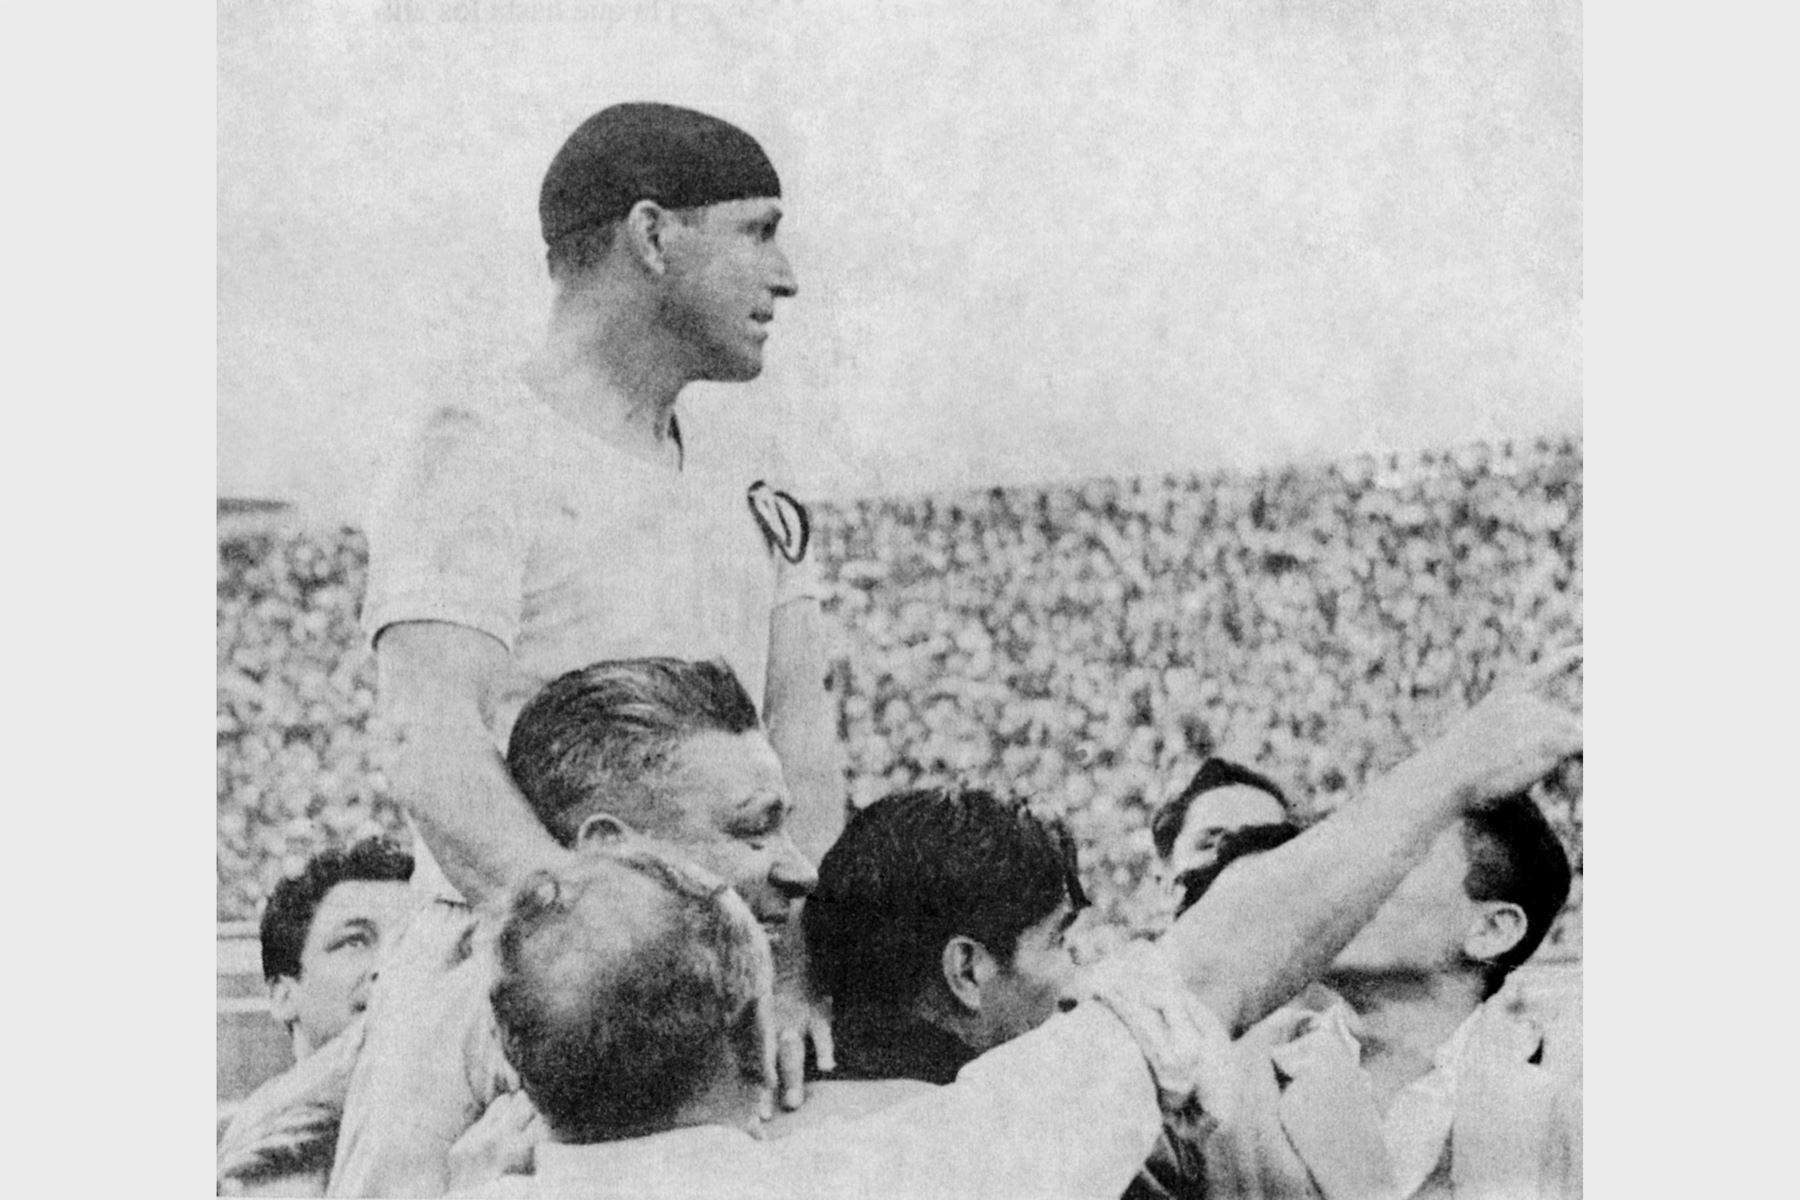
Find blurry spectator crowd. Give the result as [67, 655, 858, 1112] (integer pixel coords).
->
[218, 436, 1581, 957]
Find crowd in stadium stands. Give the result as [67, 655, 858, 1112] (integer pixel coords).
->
[217, 436, 1582, 957]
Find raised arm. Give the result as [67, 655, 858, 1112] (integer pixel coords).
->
[1166, 648, 1583, 1035]
[377, 621, 571, 908]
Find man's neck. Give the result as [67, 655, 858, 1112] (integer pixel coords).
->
[530, 284, 690, 463]
[830, 1002, 981, 1086]
[1321, 970, 1485, 1101]
[551, 1080, 760, 1148]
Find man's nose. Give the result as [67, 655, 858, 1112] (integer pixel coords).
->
[769, 248, 798, 298]
[769, 835, 817, 899]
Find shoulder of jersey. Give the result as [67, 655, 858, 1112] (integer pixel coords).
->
[415, 401, 523, 457]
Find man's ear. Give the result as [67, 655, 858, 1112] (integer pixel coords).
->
[1464, 901, 1529, 967]
[940, 936, 998, 1014]
[573, 812, 637, 850]
[621, 200, 678, 275]
[268, 976, 299, 1029]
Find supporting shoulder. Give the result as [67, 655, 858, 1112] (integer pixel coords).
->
[760, 1078, 937, 1140]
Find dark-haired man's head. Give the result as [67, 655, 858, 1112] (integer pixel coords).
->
[804, 788, 1087, 1060]
[506, 657, 816, 927]
[260, 839, 414, 1059]
[491, 843, 774, 1145]
[538, 103, 796, 382]
[1151, 758, 1301, 915]
[1327, 791, 1573, 999]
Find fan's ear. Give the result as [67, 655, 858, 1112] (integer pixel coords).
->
[941, 935, 997, 1013]
[1464, 901, 1528, 967]
[268, 975, 299, 1029]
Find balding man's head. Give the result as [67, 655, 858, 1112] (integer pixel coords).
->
[491, 844, 774, 1144]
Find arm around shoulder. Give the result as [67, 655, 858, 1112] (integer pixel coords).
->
[376, 621, 568, 908]
[763, 597, 845, 861]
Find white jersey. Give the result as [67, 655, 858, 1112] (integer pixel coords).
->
[362, 381, 821, 898]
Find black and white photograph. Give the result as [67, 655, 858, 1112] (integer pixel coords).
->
[212, 2, 1598, 1196]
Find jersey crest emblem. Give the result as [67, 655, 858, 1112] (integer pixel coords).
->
[747, 481, 810, 564]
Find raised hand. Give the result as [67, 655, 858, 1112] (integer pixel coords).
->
[1415, 645, 1583, 806]
[766, 923, 835, 1113]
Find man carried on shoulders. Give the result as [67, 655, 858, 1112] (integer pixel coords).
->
[337, 98, 840, 1195]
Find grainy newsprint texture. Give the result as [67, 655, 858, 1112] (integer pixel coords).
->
[219, 3, 1581, 1197]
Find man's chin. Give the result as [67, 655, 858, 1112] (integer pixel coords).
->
[1320, 963, 1438, 993]
[702, 351, 764, 383]
[755, 899, 805, 945]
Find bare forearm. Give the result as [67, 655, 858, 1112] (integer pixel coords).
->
[765, 601, 846, 861]
[1165, 754, 1464, 1034]
[388, 710, 568, 909]
[768, 705, 844, 862]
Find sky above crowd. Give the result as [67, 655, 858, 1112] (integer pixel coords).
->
[218, 0, 1580, 518]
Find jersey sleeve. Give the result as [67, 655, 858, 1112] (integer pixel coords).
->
[361, 407, 532, 652]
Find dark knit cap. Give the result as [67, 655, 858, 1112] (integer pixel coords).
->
[539, 103, 782, 246]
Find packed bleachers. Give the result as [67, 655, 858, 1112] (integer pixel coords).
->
[217, 436, 1581, 957]
[217, 522, 398, 924]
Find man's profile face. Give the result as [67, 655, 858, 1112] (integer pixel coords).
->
[638, 729, 816, 927]
[974, 898, 1082, 1049]
[1165, 785, 1288, 883]
[271, 879, 413, 1053]
[1329, 824, 1481, 977]
[660, 198, 797, 382]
